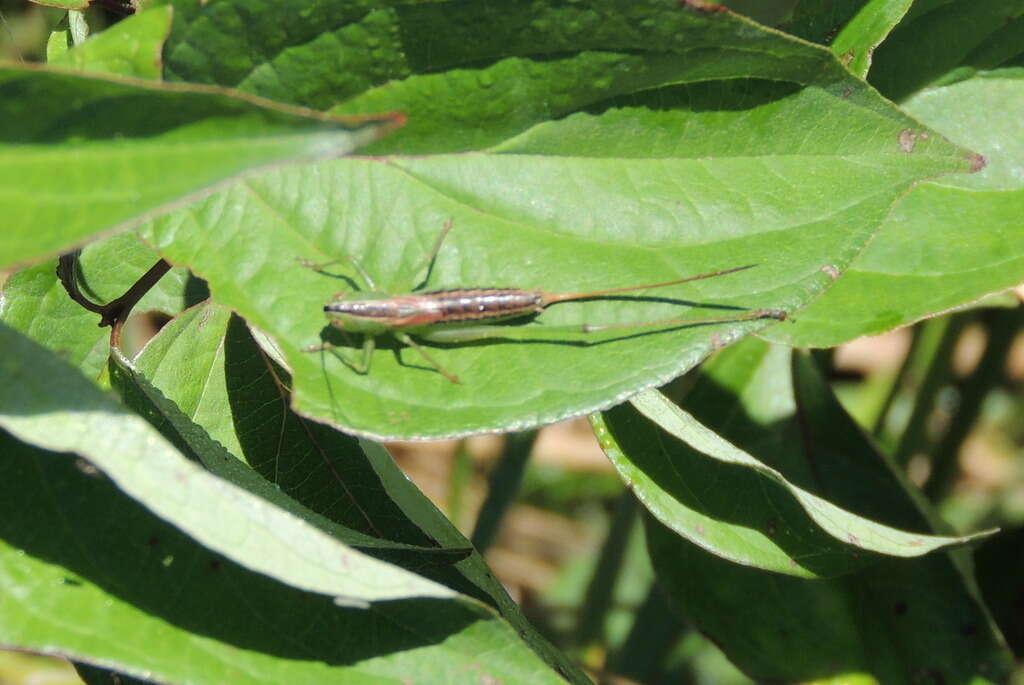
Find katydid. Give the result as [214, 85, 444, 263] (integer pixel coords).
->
[303, 222, 786, 383]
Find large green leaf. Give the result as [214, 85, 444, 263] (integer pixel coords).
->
[0, 317, 577, 679]
[0, 64, 400, 270]
[593, 367, 984, 578]
[640, 340, 1011, 682]
[137, 3, 976, 439]
[122, 301, 589, 682]
[5, 1, 984, 439]
[167, 0, 829, 112]
[0, 321, 453, 602]
[768, 69, 1024, 347]
[0, 431, 568, 684]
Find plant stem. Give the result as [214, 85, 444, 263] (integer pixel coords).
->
[892, 314, 970, 466]
[57, 251, 172, 347]
[575, 490, 638, 649]
[470, 430, 537, 553]
[924, 308, 1020, 501]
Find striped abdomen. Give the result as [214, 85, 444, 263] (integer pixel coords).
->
[413, 289, 544, 324]
[325, 288, 544, 329]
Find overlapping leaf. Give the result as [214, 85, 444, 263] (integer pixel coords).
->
[139, 2, 976, 439]
[768, 69, 1024, 347]
[869, 1, 1024, 101]
[0, 431, 568, 685]
[593, 373, 985, 577]
[123, 302, 588, 681]
[0, 321, 454, 602]
[830, 0, 913, 77]
[636, 339, 1011, 681]
[0, 63, 400, 270]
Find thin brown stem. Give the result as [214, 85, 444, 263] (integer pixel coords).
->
[57, 251, 172, 347]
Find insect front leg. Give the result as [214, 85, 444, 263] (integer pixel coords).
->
[395, 332, 461, 384]
[305, 335, 377, 375]
[410, 219, 454, 292]
[297, 255, 378, 291]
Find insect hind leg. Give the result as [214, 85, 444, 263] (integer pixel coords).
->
[396, 332, 461, 383]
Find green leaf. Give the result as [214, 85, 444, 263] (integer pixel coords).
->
[640, 340, 1012, 682]
[46, 27, 72, 62]
[120, 302, 478, 562]
[162, 0, 405, 103]
[122, 301, 590, 682]
[0, 64, 401, 271]
[767, 70, 1024, 347]
[869, 1, 1024, 101]
[0, 432, 569, 684]
[51, 5, 173, 78]
[830, 0, 913, 78]
[0, 320, 454, 602]
[593, 376, 984, 577]
[30, 0, 88, 10]
[140, 71, 976, 440]
[777, 0, 863, 44]
[9, 1, 988, 442]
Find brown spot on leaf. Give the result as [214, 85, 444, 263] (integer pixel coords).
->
[898, 129, 918, 153]
[821, 264, 840, 280]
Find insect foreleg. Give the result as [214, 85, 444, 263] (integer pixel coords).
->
[305, 335, 377, 374]
[297, 255, 377, 291]
[410, 219, 454, 292]
[395, 332, 461, 383]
